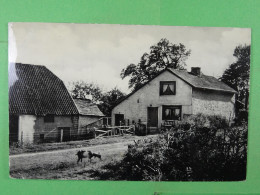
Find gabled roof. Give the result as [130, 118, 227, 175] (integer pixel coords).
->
[73, 99, 105, 117]
[9, 63, 79, 115]
[168, 68, 237, 93]
[113, 68, 237, 108]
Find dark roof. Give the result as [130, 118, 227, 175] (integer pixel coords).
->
[114, 68, 236, 108]
[73, 99, 105, 117]
[168, 68, 237, 93]
[9, 63, 79, 115]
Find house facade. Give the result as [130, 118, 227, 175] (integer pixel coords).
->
[111, 67, 236, 130]
[9, 63, 104, 144]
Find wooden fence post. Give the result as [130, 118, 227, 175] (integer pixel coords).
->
[60, 129, 63, 142]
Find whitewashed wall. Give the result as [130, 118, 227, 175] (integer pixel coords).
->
[112, 70, 193, 127]
[18, 115, 36, 143]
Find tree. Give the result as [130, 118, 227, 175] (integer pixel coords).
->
[69, 82, 125, 116]
[99, 88, 126, 116]
[220, 45, 250, 112]
[121, 38, 191, 90]
[69, 81, 103, 103]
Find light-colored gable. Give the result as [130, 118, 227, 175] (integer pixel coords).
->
[112, 70, 192, 124]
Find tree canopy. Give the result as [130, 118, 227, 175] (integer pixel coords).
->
[220, 45, 250, 111]
[100, 88, 126, 116]
[69, 81, 125, 116]
[121, 38, 191, 90]
[69, 81, 103, 103]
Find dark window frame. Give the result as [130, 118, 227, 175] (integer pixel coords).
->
[160, 81, 176, 95]
[162, 105, 182, 120]
[44, 115, 55, 123]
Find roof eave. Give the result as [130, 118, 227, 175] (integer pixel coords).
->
[194, 87, 237, 94]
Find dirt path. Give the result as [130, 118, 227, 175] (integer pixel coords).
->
[10, 140, 134, 158]
[10, 140, 134, 171]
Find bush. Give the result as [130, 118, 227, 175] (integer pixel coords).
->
[109, 114, 247, 181]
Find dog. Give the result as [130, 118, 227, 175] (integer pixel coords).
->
[87, 151, 102, 162]
[76, 150, 102, 164]
[76, 150, 87, 164]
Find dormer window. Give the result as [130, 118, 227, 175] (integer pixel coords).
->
[160, 81, 176, 95]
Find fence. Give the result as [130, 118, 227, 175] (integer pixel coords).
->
[93, 125, 135, 138]
[10, 117, 136, 145]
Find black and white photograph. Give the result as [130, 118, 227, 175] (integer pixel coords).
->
[9, 23, 250, 181]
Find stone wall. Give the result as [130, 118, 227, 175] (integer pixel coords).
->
[192, 89, 236, 120]
[112, 70, 193, 127]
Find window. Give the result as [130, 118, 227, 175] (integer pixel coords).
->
[160, 81, 176, 95]
[44, 115, 54, 123]
[162, 106, 181, 120]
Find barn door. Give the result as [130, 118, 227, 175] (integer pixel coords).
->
[115, 114, 124, 126]
[58, 127, 70, 142]
[9, 115, 19, 143]
[147, 107, 158, 127]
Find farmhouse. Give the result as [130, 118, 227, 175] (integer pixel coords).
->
[112, 67, 236, 131]
[9, 63, 104, 144]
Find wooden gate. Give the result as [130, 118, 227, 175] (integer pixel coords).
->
[94, 125, 135, 138]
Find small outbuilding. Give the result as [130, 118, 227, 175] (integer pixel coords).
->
[73, 98, 104, 137]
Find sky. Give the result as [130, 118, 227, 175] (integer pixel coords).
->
[9, 23, 251, 93]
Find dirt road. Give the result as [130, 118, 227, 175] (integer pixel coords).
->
[10, 140, 133, 172]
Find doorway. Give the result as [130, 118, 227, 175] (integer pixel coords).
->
[9, 114, 19, 143]
[115, 114, 124, 126]
[147, 107, 158, 127]
[58, 127, 71, 142]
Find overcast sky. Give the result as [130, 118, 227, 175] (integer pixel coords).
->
[9, 23, 251, 93]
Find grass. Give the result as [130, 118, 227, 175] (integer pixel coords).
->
[10, 135, 158, 180]
[10, 147, 125, 180]
[10, 134, 150, 155]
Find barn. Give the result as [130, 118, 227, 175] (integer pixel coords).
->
[111, 67, 236, 132]
[9, 63, 103, 144]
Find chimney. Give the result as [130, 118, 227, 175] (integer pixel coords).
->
[191, 67, 201, 76]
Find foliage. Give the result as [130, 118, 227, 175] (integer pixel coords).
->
[221, 45, 250, 113]
[69, 82, 125, 116]
[106, 114, 247, 181]
[121, 38, 191, 90]
[69, 81, 103, 103]
[99, 88, 126, 116]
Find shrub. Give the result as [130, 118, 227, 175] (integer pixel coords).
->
[110, 114, 247, 181]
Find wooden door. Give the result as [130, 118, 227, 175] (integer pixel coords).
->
[115, 114, 124, 126]
[58, 127, 71, 142]
[147, 107, 158, 127]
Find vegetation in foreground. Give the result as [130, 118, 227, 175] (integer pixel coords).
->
[91, 114, 247, 181]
